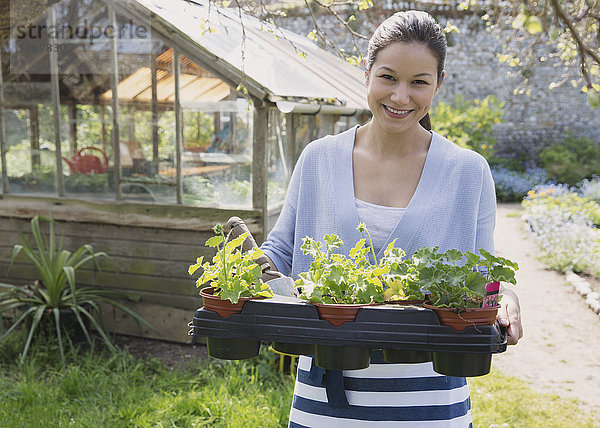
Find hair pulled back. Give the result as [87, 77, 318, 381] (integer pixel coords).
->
[365, 11, 447, 131]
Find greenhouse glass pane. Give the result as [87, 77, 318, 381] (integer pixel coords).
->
[180, 54, 254, 208]
[267, 110, 291, 208]
[4, 108, 59, 195]
[47, 1, 115, 199]
[3, 0, 58, 196]
[110, 12, 175, 204]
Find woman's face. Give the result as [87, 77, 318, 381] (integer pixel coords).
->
[366, 42, 442, 136]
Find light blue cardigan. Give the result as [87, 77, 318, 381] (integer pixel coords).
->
[262, 125, 496, 278]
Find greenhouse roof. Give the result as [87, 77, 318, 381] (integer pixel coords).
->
[101, 48, 232, 104]
[123, 0, 369, 112]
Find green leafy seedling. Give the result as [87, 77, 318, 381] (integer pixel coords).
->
[295, 224, 392, 304]
[189, 224, 273, 304]
[417, 247, 518, 308]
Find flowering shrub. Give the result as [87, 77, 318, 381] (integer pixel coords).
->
[538, 134, 600, 186]
[431, 95, 504, 160]
[580, 175, 600, 203]
[525, 183, 600, 225]
[527, 183, 573, 198]
[522, 184, 600, 276]
[491, 166, 547, 202]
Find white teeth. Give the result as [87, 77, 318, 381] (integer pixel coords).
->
[386, 106, 410, 115]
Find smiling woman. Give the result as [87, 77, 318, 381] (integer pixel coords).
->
[355, 41, 442, 209]
[259, 9, 523, 428]
[365, 43, 441, 138]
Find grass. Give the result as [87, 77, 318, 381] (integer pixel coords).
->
[0, 331, 597, 427]
[0, 331, 294, 427]
[469, 370, 599, 427]
[505, 210, 523, 218]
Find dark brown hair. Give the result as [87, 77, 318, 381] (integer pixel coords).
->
[365, 10, 446, 131]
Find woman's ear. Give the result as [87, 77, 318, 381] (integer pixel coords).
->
[364, 69, 370, 85]
[435, 71, 445, 95]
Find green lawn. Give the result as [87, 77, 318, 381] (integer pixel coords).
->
[0, 333, 294, 427]
[0, 334, 597, 427]
[469, 371, 598, 427]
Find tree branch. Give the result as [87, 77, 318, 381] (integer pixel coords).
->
[573, 5, 590, 22]
[302, 0, 352, 59]
[311, 0, 367, 40]
[550, 0, 600, 88]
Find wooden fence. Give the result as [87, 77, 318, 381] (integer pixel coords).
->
[0, 196, 264, 342]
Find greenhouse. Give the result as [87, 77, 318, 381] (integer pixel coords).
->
[0, 0, 369, 341]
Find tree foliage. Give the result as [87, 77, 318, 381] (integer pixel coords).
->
[464, 0, 600, 108]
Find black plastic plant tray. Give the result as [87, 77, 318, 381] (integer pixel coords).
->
[189, 295, 507, 355]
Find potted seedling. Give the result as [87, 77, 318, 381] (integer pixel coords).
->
[295, 224, 388, 370]
[189, 223, 274, 360]
[417, 247, 518, 376]
[381, 247, 426, 304]
[378, 250, 433, 364]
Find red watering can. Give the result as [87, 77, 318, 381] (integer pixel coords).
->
[63, 147, 109, 175]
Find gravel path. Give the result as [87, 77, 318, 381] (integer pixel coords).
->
[492, 203, 600, 416]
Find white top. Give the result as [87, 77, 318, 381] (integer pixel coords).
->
[355, 198, 406, 254]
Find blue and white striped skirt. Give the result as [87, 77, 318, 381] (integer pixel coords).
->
[288, 354, 473, 427]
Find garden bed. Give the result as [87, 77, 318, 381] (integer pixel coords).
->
[112, 334, 208, 370]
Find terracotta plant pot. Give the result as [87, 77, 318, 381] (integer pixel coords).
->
[312, 302, 371, 326]
[200, 287, 262, 360]
[307, 302, 375, 369]
[422, 303, 499, 332]
[314, 345, 372, 370]
[200, 286, 263, 318]
[382, 348, 432, 364]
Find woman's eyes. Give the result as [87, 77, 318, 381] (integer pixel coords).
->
[377, 75, 430, 85]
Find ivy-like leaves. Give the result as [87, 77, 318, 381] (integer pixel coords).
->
[418, 247, 518, 308]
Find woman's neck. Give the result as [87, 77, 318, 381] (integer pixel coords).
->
[356, 121, 431, 158]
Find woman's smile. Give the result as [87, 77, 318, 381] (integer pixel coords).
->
[383, 104, 413, 118]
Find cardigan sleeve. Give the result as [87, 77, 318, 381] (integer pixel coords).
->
[475, 158, 497, 254]
[260, 148, 305, 276]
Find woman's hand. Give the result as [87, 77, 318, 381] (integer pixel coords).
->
[497, 285, 523, 345]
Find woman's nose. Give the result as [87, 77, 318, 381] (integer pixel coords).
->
[390, 83, 410, 104]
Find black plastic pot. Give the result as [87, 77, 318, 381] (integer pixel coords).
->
[58, 307, 91, 344]
[206, 337, 260, 360]
[314, 345, 371, 370]
[272, 342, 314, 356]
[23, 305, 92, 345]
[432, 351, 492, 377]
[382, 348, 432, 364]
[190, 296, 507, 375]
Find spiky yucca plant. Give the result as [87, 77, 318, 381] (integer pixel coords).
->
[0, 215, 154, 366]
